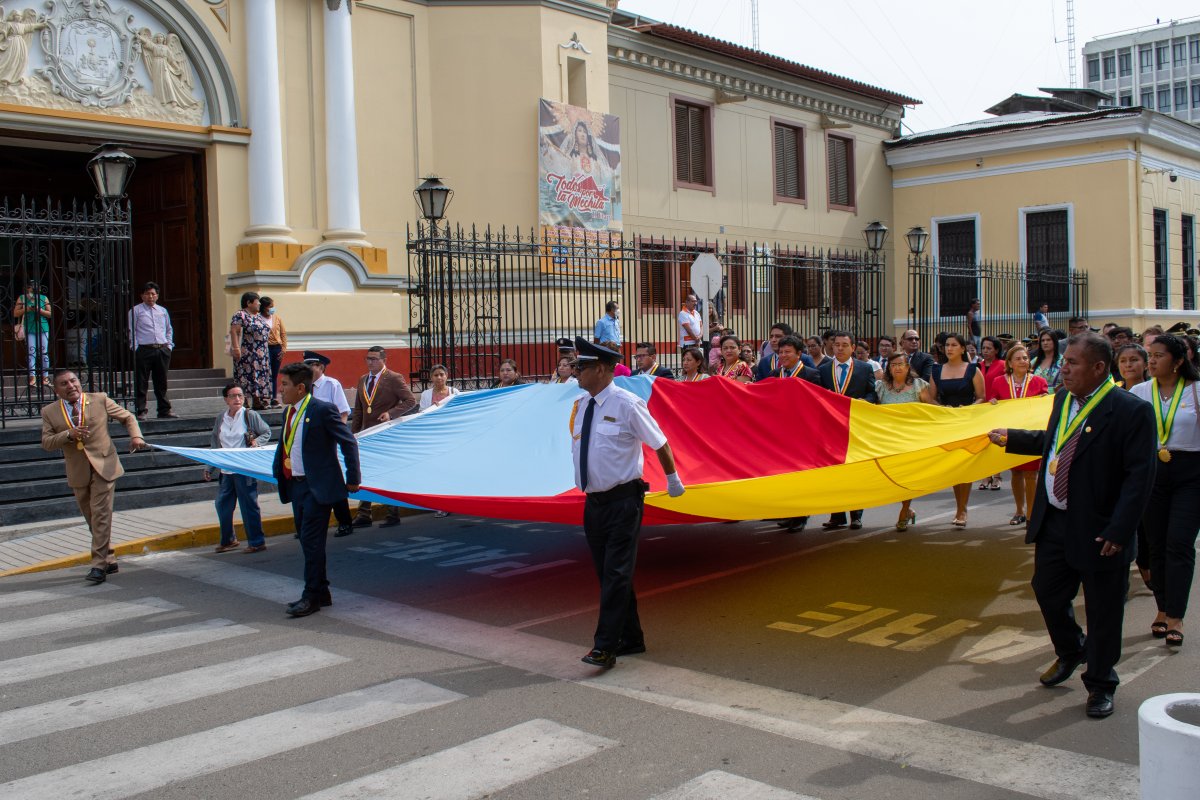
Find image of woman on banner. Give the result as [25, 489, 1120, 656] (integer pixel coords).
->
[538, 99, 621, 231]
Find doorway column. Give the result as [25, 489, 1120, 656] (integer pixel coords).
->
[322, 0, 370, 247]
[242, 0, 294, 243]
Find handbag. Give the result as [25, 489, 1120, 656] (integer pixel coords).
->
[14, 323, 24, 342]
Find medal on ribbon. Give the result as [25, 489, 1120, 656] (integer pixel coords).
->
[1048, 379, 1115, 475]
[1008, 375, 1027, 399]
[363, 368, 384, 415]
[779, 362, 804, 379]
[832, 360, 854, 394]
[282, 395, 311, 471]
[60, 394, 87, 450]
[1151, 377, 1184, 464]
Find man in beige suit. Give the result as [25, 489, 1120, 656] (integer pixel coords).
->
[41, 369, 145, 583]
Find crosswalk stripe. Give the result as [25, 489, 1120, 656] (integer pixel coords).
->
[0, 619, 255, 686]
[142, 552, 1140, 800]
[0, 678, 465, 800]
[0, 596, 180, 643]
[649, 770, 817, 800]
[0, 583, 119, 608]
[299, 718, 613, 799]
[0, 646, 349, 746]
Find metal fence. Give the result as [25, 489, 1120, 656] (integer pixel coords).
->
[0, 196, 134, 426]
[905, 258, 1089, 349]
[406, 224, 885, 389]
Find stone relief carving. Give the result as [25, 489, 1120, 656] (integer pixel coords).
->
[0, 7, 47, 85]
[0, 0, 204, 124]
[137, 28, 197, 109]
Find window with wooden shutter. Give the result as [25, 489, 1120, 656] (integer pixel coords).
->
[775, 250, 821, 312]
[826, 134, 855, 210]
[672, 99, 712, 189]
[638, 242, 673, 310]
[772, 122, 804, 203]
[726, 248, 747, 312]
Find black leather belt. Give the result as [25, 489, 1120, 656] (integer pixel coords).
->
[586, 479, 648, 504]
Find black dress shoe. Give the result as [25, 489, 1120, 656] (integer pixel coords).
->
[1086, 690, 1114, 718]
[288, 595, 332, 610]
[849, 520, 863, 530]
[581, 649, 616, 668]
[286, 598, 321, 617]
[1039, 654, 1085, 687]
[105, 563, 119, 574]
[351, 516, 373, 528]
[333, 523, 354, 538]
[615, 640, 646, 656]
[378, 517, 403, 528]
[85, 567, 106, 584]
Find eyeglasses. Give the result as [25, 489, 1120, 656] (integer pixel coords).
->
[905, 336, 920, 341]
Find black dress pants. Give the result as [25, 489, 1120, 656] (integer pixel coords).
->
[134, 345, 172, 415]
[1142, 451, 1200, 619]
[290, 478, 332, 602]
[584, 481, 646, 652]
[1031, 507, 1128, 693]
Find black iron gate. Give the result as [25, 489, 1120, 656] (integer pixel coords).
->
[406, 224, 884, 389]
[0, 196, 134, 426]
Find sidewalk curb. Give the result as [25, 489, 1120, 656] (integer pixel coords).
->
[0, 506, 425, 578]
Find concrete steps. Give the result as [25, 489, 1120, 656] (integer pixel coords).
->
[0, 404, 284, 527]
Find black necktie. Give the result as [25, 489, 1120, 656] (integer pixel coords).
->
[366, 374, 376, 395]
[579, 398, 596, 491]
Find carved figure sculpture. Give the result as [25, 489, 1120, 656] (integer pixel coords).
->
[137, 27, 198, 109]
[0, 8, 48, 86]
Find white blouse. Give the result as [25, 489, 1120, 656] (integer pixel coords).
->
[1131, 380, 1200, 452]
[419, 386, 460, 411]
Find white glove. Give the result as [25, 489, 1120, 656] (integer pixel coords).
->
[665, 472, 685, 497]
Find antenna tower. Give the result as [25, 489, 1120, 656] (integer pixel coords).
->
[751, 0, 760, 50]
[1066, 0, 1077, 86]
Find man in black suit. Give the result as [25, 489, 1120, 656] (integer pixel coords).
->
[754, 323, 815, 381]
[988, 332, 1155, 719]
[819, 331, 876, 530]
[899, 329, 935, 381]
[272, 362, 362, 618]
[631, 342, 674, 378]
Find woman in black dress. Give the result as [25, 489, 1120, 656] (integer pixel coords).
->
[929, 333, 986, 527]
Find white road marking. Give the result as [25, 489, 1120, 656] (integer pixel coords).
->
[1115, 644, 1171, 686]
[142, 553, 1139, 800]
[0, 582, 119, 608]
[0, 646, 348, 746]
[0, 619, 255, 686]
[298, 718, 613, 799]
[959, 625, 1052, 664]
[0, 678, 464, 800]
[0, 596, 180, 643]
[650, 770, 818, 800]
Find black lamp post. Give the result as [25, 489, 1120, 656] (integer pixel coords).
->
[904, 226, 929, 257]
[412, 177, 454, 388]
[86, 145, 136, 397]
[862, 220, 889, 252]
[904, 227, 930, 339]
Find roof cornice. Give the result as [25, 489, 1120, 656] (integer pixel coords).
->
[607, 27, 904, 133]
[885, 110, 1200, 169]
[423, 0, 612, 23]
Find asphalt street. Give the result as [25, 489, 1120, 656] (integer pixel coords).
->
[0, 486, 1195, 799]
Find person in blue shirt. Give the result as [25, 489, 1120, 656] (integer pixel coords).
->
[593, 301, 622, 349]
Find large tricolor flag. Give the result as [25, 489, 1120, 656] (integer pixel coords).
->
[157, 376, 1053, 525]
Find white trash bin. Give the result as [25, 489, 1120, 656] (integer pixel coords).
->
[1140, 693, 1200, 799]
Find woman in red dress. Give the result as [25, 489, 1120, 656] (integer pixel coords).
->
[989, 344, 1049, 525]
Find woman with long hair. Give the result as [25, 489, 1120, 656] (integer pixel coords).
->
[988, 344, 1049, 525]
[1131, 334, 1200, 647]
[259, 296, 287, 407]
[715, 335, 753, 383]
[1116, 342, 1149, 390]
[679, 346, 709, 381]
[876, 352, 935, 531]
[930, 333, 986, 527]
[550, 355, 577, 384]
[1031, 329, 1064, 391]
[419, 364, 460, 410]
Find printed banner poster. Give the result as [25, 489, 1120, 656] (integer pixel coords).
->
[538, 99, 621, 231]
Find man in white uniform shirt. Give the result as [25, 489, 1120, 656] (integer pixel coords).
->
[570, 336, 685, 669]
[303, 351, 355, 538]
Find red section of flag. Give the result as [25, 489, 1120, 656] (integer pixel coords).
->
[638, 375, 851, 491]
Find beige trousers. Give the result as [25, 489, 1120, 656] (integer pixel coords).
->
[73, 472, 117, 568]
